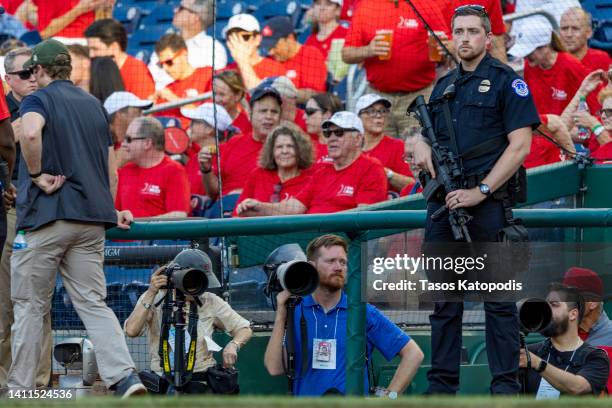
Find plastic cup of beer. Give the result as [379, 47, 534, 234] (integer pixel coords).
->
[428, 31, 446, 63]
[375, 29, 393, 61]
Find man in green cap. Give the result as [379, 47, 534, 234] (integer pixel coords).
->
[8, 39, 146, 397]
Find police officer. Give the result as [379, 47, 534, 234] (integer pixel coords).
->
[413, 5, 540, 394]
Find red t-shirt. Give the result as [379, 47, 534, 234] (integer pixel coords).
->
[400, 181, 423, 196]
[155, 67, 213, 127]
[524, 134, 563, 169]
[283, 45, 327, 92]
[304, 25, 349, 60]
[592, 141, 612, 164]
[312, 138, 328, 162]
[35, 0, 94, 38]
[345, 0, 448, 93]
[0, 93, 10, 121]
[116, 156, 191, 217]
[225, 58, 286, 83]
[294, 108, 308, 133]
[524, 52, 601, 116]
[212, 132, 264, 195]
[120, 55, 155, 100]
[234, 167, 312, 216]
[446, 0, 506, 35]
[340, 0, 363, 21]
[185, 143, 206, 196]
[580, 48, 612, 73]
[364, 135, 413, 192]
[295, 154, 387, 213]
[232, 110, 251, 135]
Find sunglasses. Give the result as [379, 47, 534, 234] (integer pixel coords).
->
[598, 108, 612, 117]
[361, 108, 389, 117]
[304, 107, 323, 116]
[8, 68, 33, 80]
[454, 4, 488, 16]
[241, 33, 254, 41]
[322, 128, 355, 138]
[125, 136, 148, 143]
[157, 49, 184, 68]
[177, 4, 198, 14]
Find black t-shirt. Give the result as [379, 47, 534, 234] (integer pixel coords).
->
[7, 92, 22, 184]
[521, 339, 610, 396]
[17, 80, 116, 231]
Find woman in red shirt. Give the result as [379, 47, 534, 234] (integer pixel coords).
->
[235, 124, 314, 216]
[304, 0, 348, 60]
[213, 70, 252, 135]
[304, 93, 343, 162]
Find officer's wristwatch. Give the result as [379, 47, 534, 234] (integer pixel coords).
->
[478, 183, 491, 196]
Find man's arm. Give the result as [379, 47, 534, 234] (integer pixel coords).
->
[40, 0, 109, 39]
[154, 211, 188, 218]
[222, 326, 253, 368]
[20, 111, 45, 175]
[490, 35, 507, 63]
[386, 339, 424, 394]
[108, 146, 118, 201]
[342, 34, 388, 64]
[235, 198, 307, 217]
[522, 351, 593, 395]
[125, 267, 166, 337]
[264, 291, 291, 376]
[0, 118, 16, 177]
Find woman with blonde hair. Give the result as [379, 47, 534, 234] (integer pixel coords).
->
[213, 70, 251, 135]
[234, 124, 314, 216]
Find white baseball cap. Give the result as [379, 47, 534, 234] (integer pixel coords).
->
[355, 93, 392, 115]
[322, 111, 364, 134]
[508, 20, 554, 59]
[223, 14, 261, 38]
[329, 0, 343, 6]
[104, 91, 153, 116]
[180, 103, 234, 131]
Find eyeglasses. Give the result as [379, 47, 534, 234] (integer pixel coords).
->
[454, 4, 488, 17]
[177, 4, 198, 14]
[598, 108, 612, 117]
[304, 107, 323, 116]
[270, 183, 282, 203]
[361, 108, 389, 118]
[125, 136, 148, 143]
[7, 68, 33, 80]
[157, 49, 184, 68]
[322, 128, 355, 138]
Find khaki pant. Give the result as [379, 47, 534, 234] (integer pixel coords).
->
[367, 83, 435, 139]
[8, 220, 135, 388]
[0, 208, 52, 387]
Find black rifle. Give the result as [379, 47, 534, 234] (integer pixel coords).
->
[408, 95, 472, 242]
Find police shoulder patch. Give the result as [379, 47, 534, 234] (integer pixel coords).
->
[511, 79, 529, 97]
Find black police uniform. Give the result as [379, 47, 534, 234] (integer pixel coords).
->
[424, 54, 540, 395]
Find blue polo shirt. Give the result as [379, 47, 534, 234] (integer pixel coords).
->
[291, 292, 410, 396]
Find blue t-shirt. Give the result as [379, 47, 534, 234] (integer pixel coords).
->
[17, 80, 116, 231]
[290, 292, 410, 396]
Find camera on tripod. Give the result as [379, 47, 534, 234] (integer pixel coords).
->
[162, 249, 221, 296]
[263, 243, 319, 298]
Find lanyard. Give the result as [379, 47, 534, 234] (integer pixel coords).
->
[545, 342, 580, 372]
[311, 307, 340, 340]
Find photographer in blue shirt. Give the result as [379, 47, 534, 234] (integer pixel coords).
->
[264, 234, 424, 397]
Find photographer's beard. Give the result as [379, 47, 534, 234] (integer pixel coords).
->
[318, 271, 345, 293]
[541, 313, 570, 338]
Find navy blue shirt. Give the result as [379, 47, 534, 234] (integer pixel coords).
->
[429, 54, 540, 175]
[17, 80, 117, 231]
[290, 292, 410, 396]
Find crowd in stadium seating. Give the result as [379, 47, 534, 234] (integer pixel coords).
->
[0, 0, 611, 220]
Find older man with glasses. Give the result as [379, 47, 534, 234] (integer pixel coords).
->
[236, 111, 387, 216]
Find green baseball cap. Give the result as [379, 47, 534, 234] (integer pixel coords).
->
[23, 39, 71, 69]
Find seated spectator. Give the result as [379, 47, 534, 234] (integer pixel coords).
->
[259, 76, 307, 132]
[66, 44, 90, 92]
[342, 0, 449, 137]
[509, 19, 601, 116]
[149, 0, 227, 90]
[524, 113, 576, 169]
[116, 117, 191, 218]
[304, 0, 348, 60]
[213, 70, 251, 135]
[84, 19, 155, 99]
[37, 0, 113, 43]
[89, 56, 124, 103]
[225, 13, 286, 90]
[198, 85, 282, 200]
[356, 93, 414, 193]
[103, 91, 153, 168]
[236, 111, 387, 216]
[304, 92, 343, 161]
[152, 33, 213, 127]
[235, 124, 313, 216]
[124, 249, 252, 394]
[400, 131, 423, 196]
[261, 16, 328, 102]
[560, 7, 611, 73]
[180, 103, 234, 196]
[519, 283, 609, 397]
[590, 89, 612, 163]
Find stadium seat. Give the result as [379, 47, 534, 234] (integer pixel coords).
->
[156, 115, 183, 129]
[139, 4, 175, 29]
[217, 1, 248, 19]
[122, 0, 161, 13]
[113, 3, 142, 34]
[206, 21, 228, 41]
[127, 25, 173, 60]
[19, 30, 42, 46]
[582, 0, 612, 22]
[254, 0, 302, 27]
[591, 21, 612, 52]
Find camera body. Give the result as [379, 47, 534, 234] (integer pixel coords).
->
[264, 244, 319, 297]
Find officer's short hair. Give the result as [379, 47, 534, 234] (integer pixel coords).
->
[133, 116, 165, 151]
[547, 282, 585, 324]
[307, 234, 348, 262]
[452, 5, 492, 34]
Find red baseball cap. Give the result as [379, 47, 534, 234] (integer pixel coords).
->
[562, 267, 604, 301]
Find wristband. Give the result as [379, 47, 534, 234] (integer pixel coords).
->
[535, 359, 547, 373]
[592, 124, 605, 136]
[29, 171, 42, 179]
[230, 340, 241, 351]
[201, 166, 212, 174]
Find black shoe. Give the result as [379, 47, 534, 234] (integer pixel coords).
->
[113, 373, 147, 398]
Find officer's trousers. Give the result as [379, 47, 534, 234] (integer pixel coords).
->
[424, 198, 520, 395]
